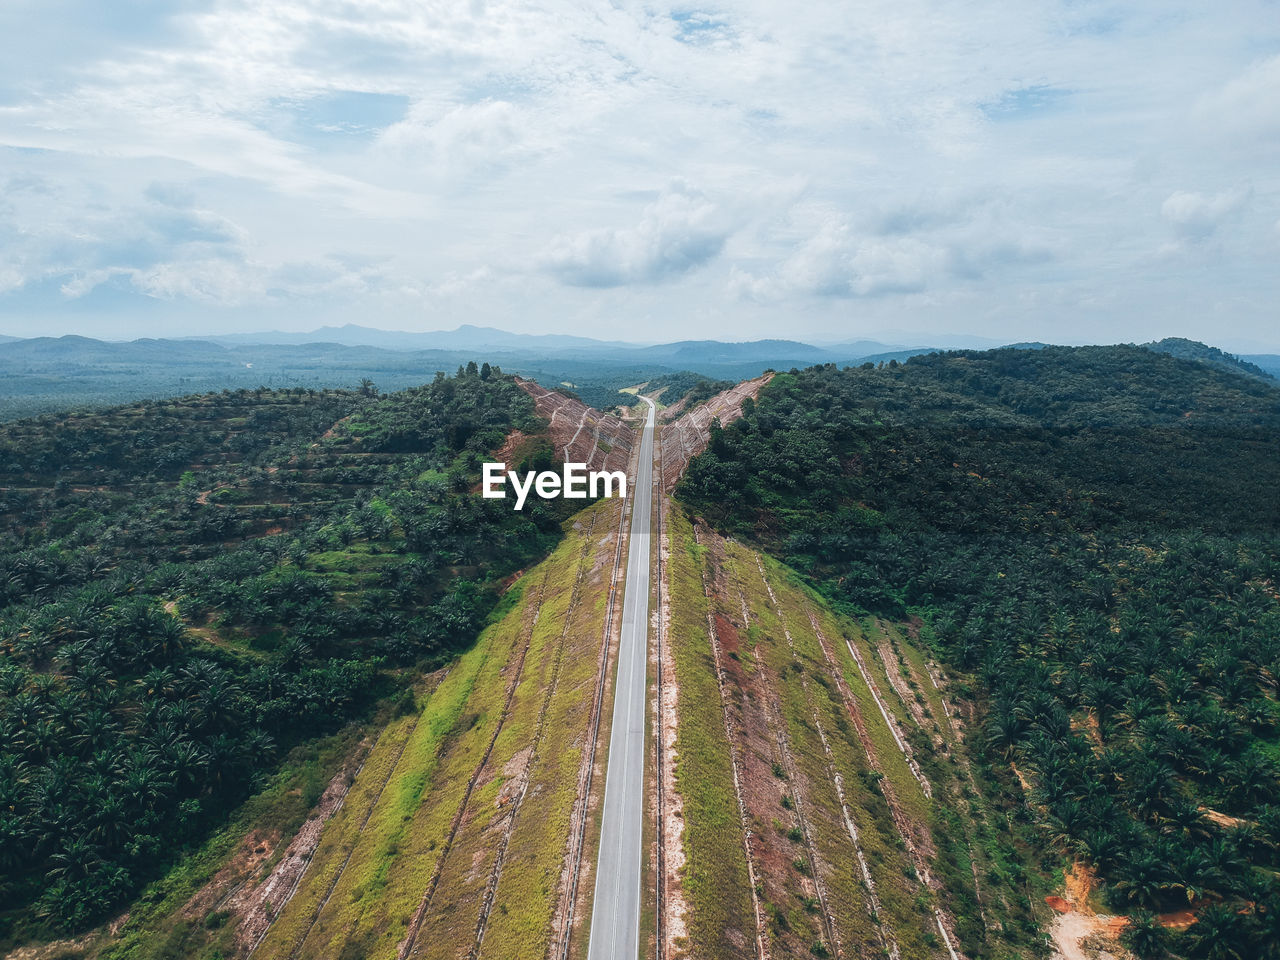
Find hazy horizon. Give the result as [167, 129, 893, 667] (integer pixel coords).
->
[1, 2, 1277, 351]
[3, 321, 1278, 358]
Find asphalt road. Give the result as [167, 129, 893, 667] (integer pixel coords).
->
[586, 395, 655, 960]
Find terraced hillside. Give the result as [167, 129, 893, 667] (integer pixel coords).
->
[515, 377, 636, 475]
[23, 353, 1256, 960]
[658, 375, 771, 493]
[0, 370, 585, 954]
[654, 503, 1044, 960]
[675, 348, 1280, 960]
[246, 496, 630, 960]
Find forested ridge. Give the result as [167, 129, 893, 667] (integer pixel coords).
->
[0, 365, 574, 941]
[679, 345, 1280, 958]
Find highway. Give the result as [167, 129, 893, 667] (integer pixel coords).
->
[586, 395, 655, 960]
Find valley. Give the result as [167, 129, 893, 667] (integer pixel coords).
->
[2, 344, 1278, 960]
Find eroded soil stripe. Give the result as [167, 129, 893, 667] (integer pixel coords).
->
[804, 606, 966, 960]
[741, 557, 838, 956]
[744, 577, 901, 960]
[693, 527, 769, 960]
[842, 628, 932, 798]
[250, 670, 448, 959]
[889, 630, 992, 931]
[824, 729, 901, 960]
[566, 409, 590, 459]
[874, 636, 932, 737]
[263, 757, 372, 959]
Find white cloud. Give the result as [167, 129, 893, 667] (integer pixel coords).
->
[542, 180, 734, 287]
[377, 99, 530, 172]
[733, 201, 1054, 301]
[0, 265, 26, 295]
[133, 259, 263, 305]
[0, 0, 1275, 346]
[732, 219, 946, 299]
[1192, 54, 1280, 142]
[1161, 189, 1250, 241]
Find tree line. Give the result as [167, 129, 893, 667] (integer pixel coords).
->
[0, 365, 571, 939]
[678, 346, 1280, 959]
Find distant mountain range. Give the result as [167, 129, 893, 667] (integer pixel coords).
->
[0, 326, 940, 378]
[2, 325, 1275, 374]
[0, 324, 1273, 420]
[5, 323, 1273, 378]
[183, 323, 933, 369]
[189, 323, 638, 352]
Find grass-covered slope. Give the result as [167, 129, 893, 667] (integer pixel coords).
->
[664, 504, 1047, 960]
[677, 345, 1280, 959]
[0, 367, 574, 947]
[250, 497, 623, 960]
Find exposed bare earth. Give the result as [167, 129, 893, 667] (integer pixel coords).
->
[654, 474, 689, 957]
[1048, 913, 1129, 960]
[516, 378, 636, 474]
[3, 932, 104, 960]
[658, 376, 771, 493]
[233, 752, 366, 955]
[1046, 864, 1132, 960]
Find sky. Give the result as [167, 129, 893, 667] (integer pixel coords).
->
[0, 0, 1277, 350]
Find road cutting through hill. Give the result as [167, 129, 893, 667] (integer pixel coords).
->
[586, 395, 655, 960]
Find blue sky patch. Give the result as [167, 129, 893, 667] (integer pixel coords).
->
[257, 91, 410, 145]
[670, 10, 731, 45]
[980, 84, 1073, 121]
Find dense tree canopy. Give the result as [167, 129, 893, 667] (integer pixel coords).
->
[0, 368, 569, 937]
[679, 346, 1280, 959]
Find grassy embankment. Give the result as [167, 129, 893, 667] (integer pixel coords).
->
[254, 499, 619, 960]
[665, 501, 1048, 959]
[723, 542, 938, 959]
[762, 555, 1051, 959]
[413, 500, 618, 960]
[663, 506, 755, 960]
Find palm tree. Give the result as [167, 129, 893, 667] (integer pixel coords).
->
[0, 813, 29, 871]
[1121, 696, 1162, 732]
[1185, 903, 1249, 960]
[1200, 836, 1247, 894]
[1156, 798, 1210, 843]
[1230, 752, 1280, 809]
[49, 836, 103, 882]
[1113, 850, 1169, 910]
[1170, 844, 1213, 904]
[1076, 826, 1125, 873]
[1121, 910, 1168, 959]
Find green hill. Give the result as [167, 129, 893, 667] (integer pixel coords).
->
[0, 367, 575, 942]
[1140, 336, 1274, 382]
[678, 344, 1280, 959]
